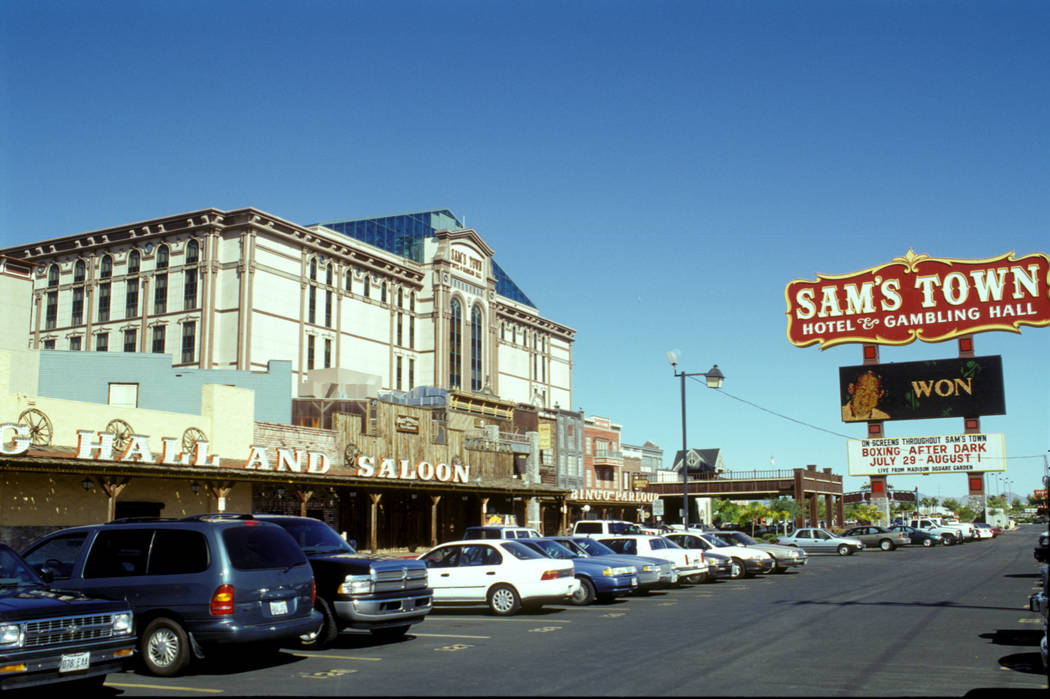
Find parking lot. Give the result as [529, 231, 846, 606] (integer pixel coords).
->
[87, 524, 1048, 697]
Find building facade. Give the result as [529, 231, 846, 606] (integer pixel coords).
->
[2, 207, 575, 410]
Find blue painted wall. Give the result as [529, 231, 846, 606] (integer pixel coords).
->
[35, 351, 292, 424]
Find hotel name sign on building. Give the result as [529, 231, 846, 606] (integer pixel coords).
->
[846, 432, 1006, 477]
[1, 425, 472, 484]
[785, 250, 1050, 349]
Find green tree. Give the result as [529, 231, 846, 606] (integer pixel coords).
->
[846, 503, 880, 524]
[713, 499, 742, 528]
[941, 498, 962, 515]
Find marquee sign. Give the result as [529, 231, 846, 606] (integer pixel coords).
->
[846, 432, 1006, 476]
[570, 488, 658, 504]
[786, 250, 1050, 349]
[839, 355, 1005, 422]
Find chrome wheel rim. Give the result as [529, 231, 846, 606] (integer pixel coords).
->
[147, 628, 179, 668]
[491, 588, 516, 613]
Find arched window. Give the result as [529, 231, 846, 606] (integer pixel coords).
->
[157, 245, 169, 269]
[47, 265, 59, 287]
[449, 299, 462, 388]
[100, 255, 113, 279]
[73, 260, 86, 283]
[397, 289, 403, 308]
[363, 277, 370, 297]
[381, 282, 387, 304]
[128, 250, 140, 275]
[345, 270, 352, 291]
[186, 240, 199, 265]
[470, 305, 483, 391]
[309, 258, 317, 281]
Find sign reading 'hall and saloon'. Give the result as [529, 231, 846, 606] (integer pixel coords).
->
[839, 356, 1005, 423]
[846, 432, 1006, 477]
[785, 250, 1050, 349]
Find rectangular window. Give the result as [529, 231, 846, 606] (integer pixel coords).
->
[125, 279, 139, 317]
[45, 291, 57, 330]
[324, 338, 332, 368]
[397, 312, 403, 346]
[152, 325, 165, 353]
[409, 358, 415, 390]
[97, 283, 110, 322]
[42, 338, 55, 349]
[181, 321, 196, 364]
[108, 382, 139, 408]
[396, 356, 402, 390]
[308, 286, 316, 324]
[324, 290, 332, 327]
[69, 336, 82, 351]
[409, 316, 415, 349]
[71, 287, 83, 325]
[123, 328, 136, 352]
[96, 332, 108, 352]
[183, 269, 197, 310]
[154, 274, 167, 314]
[307, 335, 315, 370]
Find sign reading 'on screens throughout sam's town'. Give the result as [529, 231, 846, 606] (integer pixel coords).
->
[785, 250, 1050, 349]
[846, 432, 1006, 477]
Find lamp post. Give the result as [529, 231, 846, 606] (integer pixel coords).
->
[667, 351, 724, 532]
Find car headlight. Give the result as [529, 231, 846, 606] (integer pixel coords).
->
[641, 565, 654, 572]
[0, 623, 23, 648]
[338, 574, 374, 595]
[111, 612, 133, 636]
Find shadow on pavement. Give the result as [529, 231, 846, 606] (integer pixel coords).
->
[979, 629, 1043, 647]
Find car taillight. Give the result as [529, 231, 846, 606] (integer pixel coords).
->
[312, 579, 316, 605]
[541, 569, 561, 580]
[210, 584, 234, 615]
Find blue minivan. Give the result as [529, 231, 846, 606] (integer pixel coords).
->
[21, 514, 321, 676]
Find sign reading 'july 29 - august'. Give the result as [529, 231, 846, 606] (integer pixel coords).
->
[839, 355, 1005, 423]
[785, 250, 1050, 349]
[846, 432, 1006, 476]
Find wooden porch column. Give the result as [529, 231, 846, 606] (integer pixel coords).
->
[429, 495, 442, 546]
[479, 496, 489, 526]
[100, 477, 130, 522]
[368, 493, 382, 553]
[208, 482, 233, 513]
[559, 497, 568, 536]
[296, 489, 314, 517]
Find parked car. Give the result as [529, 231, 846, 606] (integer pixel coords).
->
[971, 523, 996, 539]
[663, 532, 774, 579]
[842, 525, 912, 551]
[461, 525, 542, 540]
[907, 518, 963, 545]
[417, 540, 578, 615]
[548, 537, 678, 591]
[0, 542, 136, 691]
[572, 520, 644, 537]
[517, 538, 637, 605]
[887, 525, 940, 547]
[777, 528, 864, 556]
[714, 530, 808, 573]
[254, 515, 431, 648]
[1035, 532, 1049, 564]
[597, 535, 707, 584]
[20, 514, 321, 676]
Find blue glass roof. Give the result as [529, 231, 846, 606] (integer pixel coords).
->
[312, 209, 536, 309]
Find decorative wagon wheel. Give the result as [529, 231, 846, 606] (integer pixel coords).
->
[17, 408, 53, 446]
[182, 427, 207, 454]
[344, 442, 359, 465]
[104, 419, 134, 451]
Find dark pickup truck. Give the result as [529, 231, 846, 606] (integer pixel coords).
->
[0, 542, 136, 690]
[255, 515, 431, 648]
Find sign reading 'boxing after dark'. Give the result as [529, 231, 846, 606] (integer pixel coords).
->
[839, 355, 1005, 423]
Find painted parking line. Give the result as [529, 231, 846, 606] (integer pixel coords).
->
[1017, 618, 1042, 624]
[429, 616, 573, 623]
[412, 632, 492, 639]
[292, 652, 383, 661]
[107, 682, 223, 694]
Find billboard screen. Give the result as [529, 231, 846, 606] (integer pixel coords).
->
[846, 432, 1006, 476]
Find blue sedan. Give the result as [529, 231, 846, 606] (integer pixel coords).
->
[547, 536, 679, 593]
[888, 525, 940, 547]
[519, 538, 638, 605]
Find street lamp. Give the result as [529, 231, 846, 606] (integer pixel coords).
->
[667, 351, 724, 531]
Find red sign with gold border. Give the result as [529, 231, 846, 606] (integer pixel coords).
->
[785, 250, 1050, 349]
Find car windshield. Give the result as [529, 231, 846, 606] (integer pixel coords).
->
[501, 541, 547, 560]
[0, 545, 45, 588]
[659, 537, 684, 549]
[705, 535, 732, 548]
[525, 540, 577, 559]
[269, 518, 356, 554]
[721, 531, 758, 545]
[552, 539, 591, 556]
[572, 538, 618, 557]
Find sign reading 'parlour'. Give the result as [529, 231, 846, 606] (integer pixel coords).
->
[785, 250, 1050, 349]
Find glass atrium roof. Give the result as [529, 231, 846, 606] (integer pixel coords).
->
[312, 209, 536, 308]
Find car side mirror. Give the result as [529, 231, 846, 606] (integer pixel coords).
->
[39, 567, 55, 585]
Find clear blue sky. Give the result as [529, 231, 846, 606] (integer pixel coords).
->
[3, 1, 1047, 501]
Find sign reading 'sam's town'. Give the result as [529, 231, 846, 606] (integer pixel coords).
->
[785, 250, 1050, 349]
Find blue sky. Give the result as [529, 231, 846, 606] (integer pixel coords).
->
[2, 1, 1047, 500]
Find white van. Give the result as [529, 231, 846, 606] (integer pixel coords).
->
[572, 520, 644, 537]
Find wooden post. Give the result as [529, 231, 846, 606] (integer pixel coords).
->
[368, 493, 382, 553]
[479, 497, 489, 526]
[100, 477, 130, 522]
[296, 489, 314, 517]
[208, 482, 233, 513]
[429, 495, 442, 546]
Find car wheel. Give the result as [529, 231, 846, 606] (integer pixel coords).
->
[684, 573, 706, 584]
[922, 537, 934, 547]
[571, 577, 596, 606]
[370, 625, 410, 642]
[837, 544, 852, 556]
[300, 598, 339, 650]
[941, 534, 954, 545]
[487, 584, 521, 616]
[729, 558, 746, 579]
[141, 617, 190, 677]
[879, 539, 895, 551]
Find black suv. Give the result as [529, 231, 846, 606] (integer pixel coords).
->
[0, 542, 135, 691]
[20, 515, 321, 676]
[255, 515, 431, 649]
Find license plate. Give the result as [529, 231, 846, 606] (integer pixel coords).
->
[269, 600, 289, 615]
[629, 576, 638, 587]
[59, 652, 90, 673]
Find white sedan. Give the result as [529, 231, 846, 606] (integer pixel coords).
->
[596, 535, 707, 584]
[418, 539, 579, 615]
